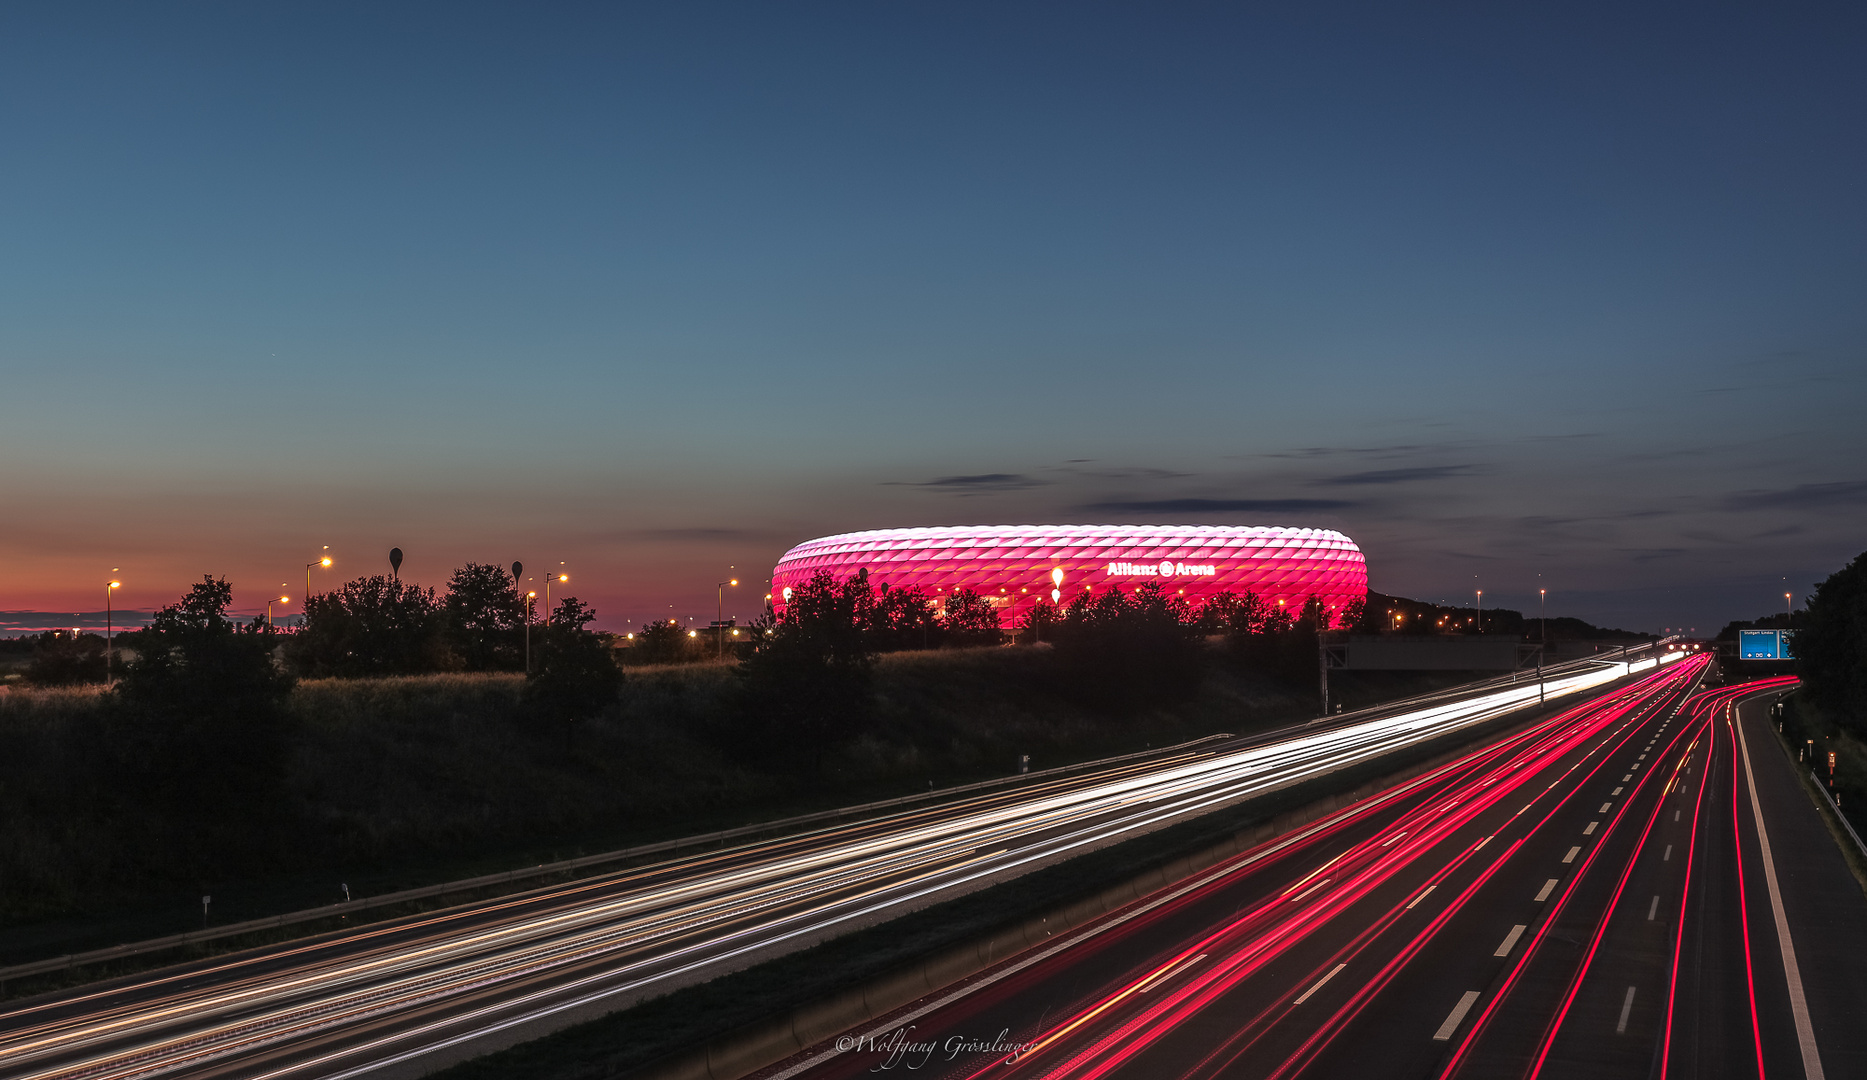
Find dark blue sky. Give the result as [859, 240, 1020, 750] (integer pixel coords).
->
[4, 3, 1863, 631]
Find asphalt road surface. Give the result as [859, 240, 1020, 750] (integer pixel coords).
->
[765, 655, 1864, 1080]
[0, 652, 1660, 1080]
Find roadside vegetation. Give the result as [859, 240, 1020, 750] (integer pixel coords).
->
[0, 565, 1644, 965]
[1773, 548, 1867, 840]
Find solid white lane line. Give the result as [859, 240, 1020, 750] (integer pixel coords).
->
[1663, 845, 1672, 861]
[1617, 986, 1636, 1034]
[1735, 710, 1827, 1080]
[1647, 896, 1658, 921]
[1295, 963, 1347, 1005]
[1434, 991, 1481, 1041]
[1494, 924, 1527, 957]
[1535, 878, 1558, 902]
[1563, 846, 1581, 864]
[1408, 885, 1436, 910]
[1584, 821, 1599, 835]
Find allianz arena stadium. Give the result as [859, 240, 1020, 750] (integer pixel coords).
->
[769, 525, 1367, 627]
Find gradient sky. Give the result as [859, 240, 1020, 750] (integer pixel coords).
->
[4, 3, 1864, 634]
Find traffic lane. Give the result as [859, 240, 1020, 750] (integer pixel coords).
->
[766, 751, 1496, 1080]
[776, 664, 1697, 1080]
[1315, 678, 1695, 1079]
[1738, 690, 1867, 1078]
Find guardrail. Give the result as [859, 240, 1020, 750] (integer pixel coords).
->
[1808, 769, 1867, 861]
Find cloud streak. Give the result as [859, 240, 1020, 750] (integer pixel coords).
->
[887, 473, 1050, 493]
[1078, 497, 1361, 515]
[1312, 464, 1476, 486]
[1723, 480, 1867, 511]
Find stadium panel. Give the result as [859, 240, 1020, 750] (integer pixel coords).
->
[769, 524, 1367, 627]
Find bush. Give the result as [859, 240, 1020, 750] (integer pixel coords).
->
[110, 577, 297, 820]
[289, 575, 451, 677]
[24, 631, 108, 686]
[1795, 550, 1867, 740]
[526, 598, 624, 727]
[729, 571, 877, 769]
[1049, 582, 1203, 710]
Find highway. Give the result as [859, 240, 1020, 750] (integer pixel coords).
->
[766, 654, 1858, 1080]
[0, 651, 1661, 1080]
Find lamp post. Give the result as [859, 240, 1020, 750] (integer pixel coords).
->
[525, 591, 537, 673]
[1785, 591, 1793, 623]
[1475, 589, 1483, 633]
[716, 576, 738, 659]
[306, 549, 332, 611]
[266, 594, 289, 630]
[105, 576, 121, 680]
[546, 567, 567, 622]
[1538, 587, 1548, 703]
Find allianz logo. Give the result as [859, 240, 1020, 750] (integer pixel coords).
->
[1105, 560, 1218, 578]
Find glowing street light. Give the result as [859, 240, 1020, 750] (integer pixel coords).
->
[266, 594, 290, 629]
[306, 548, 332, 609]
[105, 574, 121, 680]
[545, 564, 568, 619]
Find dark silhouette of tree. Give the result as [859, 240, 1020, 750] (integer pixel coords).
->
[526, 597, 624, 730]
[940, 588, 1003, 646]
[24, 631, 107, 685]
[631, 619, 695, 664]
[871, 583, 939, 651]
[1795, 552, 1867, 738]
[1050, 582, 1202, 708]
[111, 576, 297, 814]
[288, 575, 449, 677]
[445, 563, 525, 671]
[730, 570, 876, 769]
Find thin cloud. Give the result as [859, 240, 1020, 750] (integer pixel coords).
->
[886, 473, 1050, 493]
[1312, 464, 1476, 486]
[1078, 497, 1360, 515]
[1723, 480, 1867, 511]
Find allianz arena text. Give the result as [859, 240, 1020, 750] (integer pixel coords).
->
[769, 525, 1367, 627]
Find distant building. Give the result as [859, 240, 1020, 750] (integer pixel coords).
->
[769, 524, 1367, 626]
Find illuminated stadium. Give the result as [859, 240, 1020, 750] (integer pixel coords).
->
[769, 525, 1367, 626]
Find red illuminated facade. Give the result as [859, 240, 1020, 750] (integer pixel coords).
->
[769, 525, 1367, 627]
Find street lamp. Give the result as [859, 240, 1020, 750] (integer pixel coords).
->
[1785, 592, 1793, 622]
[546, 567, 568, 621]
[1538, 587, 1548, 703]
[1475, 589, 1483, 633]
[716, 576, 739, 658]
[105, 576, 121, 680]
[266, 594, 289, 629]
[306, 549, 332, 610]
[525, 591, 537, 673]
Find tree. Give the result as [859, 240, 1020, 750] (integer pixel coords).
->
[111, 576, 297, 814]
[939, 589, 1003, 646]
[871, 584, 939, 651]
[288, 575, 449, 677]
[445, 563, 525, 671]
[1050, 582, 1203, 708]
[730, 570, 877, 769]
[631, 618, 695, 664]
[1795, 551, 1867, 738]
[24, 630, 107, 686]
[526, 597, 624, 729]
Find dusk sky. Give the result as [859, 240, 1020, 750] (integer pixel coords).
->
[4, 3, 1863, 634]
